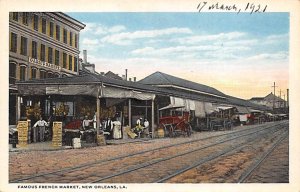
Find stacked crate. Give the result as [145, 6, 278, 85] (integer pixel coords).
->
[52, 122, 62, 147]
[17, 121, 29, 147]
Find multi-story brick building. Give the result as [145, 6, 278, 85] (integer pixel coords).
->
[9, 12, 85, 125]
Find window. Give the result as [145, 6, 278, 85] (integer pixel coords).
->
[22, 12, 28, 25]
[48, 47, 53, 63]
[10, 33, 17, 53]
[75, 34, 78, 48]
[69, 32, 73, 46]
[9, 63, 17, 84]
[40, 70, 46, 79]
[63, 53, 67, 68]
[20, 36, 27, 56]
[47, 72, 54, 78]
[40, 44, 45, 61]
[33, 14, 38, 31]
[63, 28, 67, 44]
[69, 55, 73, 70]
[12, 12, 18, 21]
[42, 18, 46, 34]
[31, 41, 37, 59]
[50, 22, 54, 37]
[74, 57, 78, 72]
[55, 50, 59, 65]
[20, 65, 26, 81]
[56, 25, 60, 41]
[31, 67, 37, 79]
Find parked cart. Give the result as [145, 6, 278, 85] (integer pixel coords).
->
[158, 105, 192, 137]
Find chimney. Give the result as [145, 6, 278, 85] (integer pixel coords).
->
[125, 69, 128, 81]
[83, 50, 87, 64]
[100, 72, 105, 75]
[133, 77, 136, 82]
[129, 78, 132, 82]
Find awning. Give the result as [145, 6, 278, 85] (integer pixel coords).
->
[102, 87, 155, 100]
[235, 106, 250, 114]
[159, 104, 185, 111]
[249, 109, 263, 113]
[46, 85, 155, 100]
[46, 85, 98, 96]
[217, 106, 234, 110]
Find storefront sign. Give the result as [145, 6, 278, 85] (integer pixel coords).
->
[28, 57, 61, 71]
[17, 121, 29, 147]
[52, 122, 62, 147]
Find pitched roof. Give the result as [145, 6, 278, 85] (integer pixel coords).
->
[105, 71, 123, 80]
[138, 71, 226, 98]
[264, 93, 285, 102]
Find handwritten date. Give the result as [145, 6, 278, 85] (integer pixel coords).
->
[197, 2, 267, 14]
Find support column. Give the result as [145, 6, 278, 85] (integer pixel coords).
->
[151, 98, 155, 138]
[128, 99, 132, 128]
[16, 96, 21, 122]
[96, 96, 100, 135]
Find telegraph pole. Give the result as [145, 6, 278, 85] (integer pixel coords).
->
[271, 82, 277, 110]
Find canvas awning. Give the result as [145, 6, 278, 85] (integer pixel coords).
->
[159, 104, 185, 111]
[46, 85, 98, 96]
[45, 85, 155, 100]
[235, 106, 250, 114]
[216, 106, 234, 110]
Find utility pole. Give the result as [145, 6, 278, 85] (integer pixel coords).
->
[271, 82, 277, 110]
[278, 89, 282, 108]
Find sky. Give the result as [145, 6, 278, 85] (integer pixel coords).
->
[67, 12, 289, 100]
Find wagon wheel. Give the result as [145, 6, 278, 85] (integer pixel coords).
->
[185, 122, 192, 137]
[166, 124, 174, 137]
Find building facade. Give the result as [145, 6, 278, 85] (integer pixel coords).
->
[249, 92, 287, 110]
[9, 12, 85, 125]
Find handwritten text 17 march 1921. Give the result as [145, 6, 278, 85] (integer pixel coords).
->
[197, 2, 267, 14]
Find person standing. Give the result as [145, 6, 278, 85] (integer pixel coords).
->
[82, 116, 93, 130]
[33, 116, 49, 142]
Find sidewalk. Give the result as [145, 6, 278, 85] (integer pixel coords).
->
[9, 138, 154, 152]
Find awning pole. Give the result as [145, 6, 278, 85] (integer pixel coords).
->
[17, 96, 21, 121]
[129, 99, 132, 128]
[96, 97, 100, 135]
[151, 98, 155, 138]
[96, 85, 101, 135]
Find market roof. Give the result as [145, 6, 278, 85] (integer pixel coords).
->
[138, 71, 226, 98]
[16, 72, 270, 111]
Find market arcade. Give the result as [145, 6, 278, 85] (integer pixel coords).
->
[15, 72, 272, 146]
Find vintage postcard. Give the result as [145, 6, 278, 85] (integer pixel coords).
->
[0, 0, 299, 192]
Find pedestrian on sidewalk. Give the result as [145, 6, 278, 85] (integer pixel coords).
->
[33, 116, 49, 142]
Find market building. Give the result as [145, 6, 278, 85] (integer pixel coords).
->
[15, 70, 272, 145]
[9, 12, 85, 125]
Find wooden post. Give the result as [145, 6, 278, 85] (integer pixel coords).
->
[16, 96, 21, 121]
[128, 99, 132, 128]
[96, 97, 100, 135]
[151, 98, 155, 138]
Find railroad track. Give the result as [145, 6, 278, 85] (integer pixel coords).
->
[10, 121, 288, 183]
[237, 131, 288, 183]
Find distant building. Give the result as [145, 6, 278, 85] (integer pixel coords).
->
[105, 71, 123, 80]
[9, 12, 85, 125]
[249, 92, 287, 109]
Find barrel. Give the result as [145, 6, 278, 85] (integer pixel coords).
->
[157, 128, 165, 138]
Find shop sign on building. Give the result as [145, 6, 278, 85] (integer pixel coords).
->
[29, 57, 61, 71]
[52, 122, 62, 147]
[17, 121, 29, 147]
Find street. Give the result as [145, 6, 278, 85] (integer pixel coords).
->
[9, 121, 289, 183]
